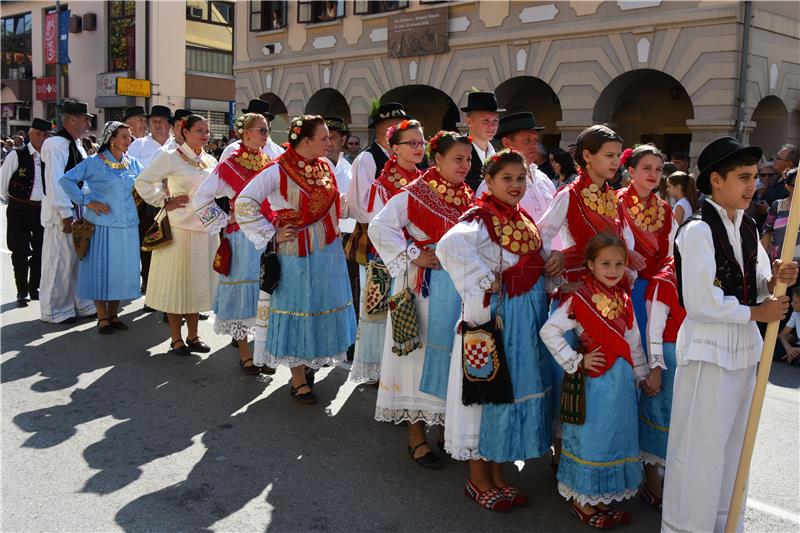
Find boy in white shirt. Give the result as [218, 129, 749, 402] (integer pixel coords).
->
[778, 288, 800, 365]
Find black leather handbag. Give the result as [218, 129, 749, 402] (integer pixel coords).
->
[259, 238, 281, 294]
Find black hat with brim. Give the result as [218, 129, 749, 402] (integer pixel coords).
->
[123, 106, 148, 121]
[324, 116, 350, 135]
[149, 105, 173, 120]
[494, 111, 545, 140]
[243, 99, 275, 121]
[696, 136, 762, 194]
[62, 101, 93, 117]
[31, 118, 53, 132]
[460, 91, 505, 113]
[369, 102, 408, 129]
[169, 109, 191, 125]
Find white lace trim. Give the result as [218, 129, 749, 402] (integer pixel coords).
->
[641, 451, 665, 467]
[213, 318, 256, 340]
[463, 270, 496, 300]
[349, 361, 380, 384]
[262, 351, 346, 370]
[561, 353, 583, 374]
[648, 350, 667, 370]
[245, 228, 273, 251]
[558, 483, 639, 506]
[446, 445, 485, 462]
[385, 243, 421, 278]
[374, 407, 445, 426]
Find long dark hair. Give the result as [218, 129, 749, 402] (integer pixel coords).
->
[551, 148, 577, 179]
[667, 171, 699, 211]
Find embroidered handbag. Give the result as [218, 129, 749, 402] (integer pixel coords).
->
[259, 237, 281, 294]
[213, 235, 232, 276]
[388, 288, 421, 356]
[461, 320, 514, 406]
[364, 260, 391, 316]
[343, 222, 371, 266]
[140, 208, 173, 252]
[559, 367, 586, 425]
[71, 217, 95, 260]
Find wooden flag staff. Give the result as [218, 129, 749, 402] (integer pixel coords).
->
[725, 165, 800, 532]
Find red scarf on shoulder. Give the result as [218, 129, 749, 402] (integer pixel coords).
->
[405, 167, 472, 244]
[219, 145, 274, 229]
[367, 156, 421, 212]
[644, 258, 686, 343]
[617, 186, 673, 280]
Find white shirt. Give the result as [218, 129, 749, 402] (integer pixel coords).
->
[347, 144, 390, 224]
[786, 311, 800, 334]
[472, 141, 495, 166]
[219, 138, 284, 163]
[128, 134, 173, 167]
[646, 285, 670, 370]
[325, 154, 355, 233]
[0, 143, 44, 202]
[475, 162, 556, 223]
[39, 134, 88, 227]
[673, 197, 693, 223]
[674, 199, 773, 370]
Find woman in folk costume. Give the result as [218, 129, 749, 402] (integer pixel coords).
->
[236, 115, 356, 404]
[540, 233, 649, 529]
[191, 113, 273, 375]
[135, 115, 219, 355]
[437, 150, 553, 512]
[59, 121, 142, 333]
[368, 131, 473, 469]
[349, 119, 424, 384]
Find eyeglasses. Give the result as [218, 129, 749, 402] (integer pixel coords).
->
[395, 140, 427, 149]
[247, 128, 269, 135]
[347, 141, 360, 146]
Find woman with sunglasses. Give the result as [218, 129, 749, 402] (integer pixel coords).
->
[192, 113, 274, 375]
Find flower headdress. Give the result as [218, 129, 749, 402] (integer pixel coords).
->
[235, 115, 246, 136]
[619, 147, 634, 168]
[427, 130, 472, 158]
[485, 147, 522, 167]
[289, 116, 304, 141]
[385, 119, 413, 145]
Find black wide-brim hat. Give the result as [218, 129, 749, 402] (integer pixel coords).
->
[324, 116, 350, 135]
[243, 99, 275, 121]
[494, 111, 545, 140]
[149, 105, 173, 120]
[696, 136, 762, 194]
[31, 118, 53, 132]
[123, 106, 148, 121]
[62, 100, 93, 117]
[369, 102, 408, 129]
[460, 91, 505, 113]
[168, 109, 191, 125]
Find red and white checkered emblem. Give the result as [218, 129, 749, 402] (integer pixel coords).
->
[465, 340, 491, 369]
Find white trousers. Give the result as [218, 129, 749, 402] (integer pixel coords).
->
[39, 226, 95, 323]
[662, 360, 755, 533]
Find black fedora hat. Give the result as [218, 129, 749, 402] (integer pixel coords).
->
[324, 116, 350, 135]
[369, 102, 408, 129]
[149, 105, 173, 120]
[123, 106, 147, 121]
[460, 91, 505, 113]
[243, 99, 275, 120]
[494, 111, 545, 140]
[696, 137, 762, 194]
[169, 108, 191, 125]
[62, 100, 93, 117]
[31, 118, 53, 132]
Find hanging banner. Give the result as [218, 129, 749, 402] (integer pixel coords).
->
[44, 13, 57, 65]
[58, 10, 71, 65]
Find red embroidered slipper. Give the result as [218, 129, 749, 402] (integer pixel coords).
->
[569, 502, 616, 530]
[464, 479, 512, 513]
[500, 484, 529, 507]
[601, 507, 632, 525]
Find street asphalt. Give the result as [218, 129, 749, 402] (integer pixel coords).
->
[1, 208, 798, 532]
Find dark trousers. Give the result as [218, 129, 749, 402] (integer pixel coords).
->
[343, 232, 361, 360]
[138, 204, 158, 291]
[6, 198, 44, 296]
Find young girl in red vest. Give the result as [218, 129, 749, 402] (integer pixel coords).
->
[540, 232, 649, 529]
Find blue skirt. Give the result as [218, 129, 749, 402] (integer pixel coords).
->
[631, 277, 649, 357]
[213, 230, 261, 320]
[639, 343, 677, 464]
[557, 358, 642, 505]
[419, 266, 461, 400]
[478, 283, 553, 462]
[265, 239, 357, 368]
[78, 225, 140, 301]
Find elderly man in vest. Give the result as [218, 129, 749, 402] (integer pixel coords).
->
[38, 101, 96, 323]
[0, 118, 52, 306]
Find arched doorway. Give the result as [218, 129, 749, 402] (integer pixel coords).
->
[495, 76, 562, 152]
[749, 96, 788, 158]
[593, 69, 694, 157]
[380, 85, 459, 136]
[305, 88, 351, 124]
[259, 92, 289, 144]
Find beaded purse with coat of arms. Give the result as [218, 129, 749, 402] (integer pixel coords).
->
[364, 259, 391, 316]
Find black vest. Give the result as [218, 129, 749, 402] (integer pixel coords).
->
[465, 145, 484, 193]
[366, 141, 389, 181]
[7, 145, 38, 200]
[675, 199, 759, 307]
[42, 128, 85, 195]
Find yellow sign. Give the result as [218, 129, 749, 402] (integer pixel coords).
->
[116, 78, 151, 97]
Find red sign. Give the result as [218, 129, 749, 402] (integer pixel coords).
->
[36, 77, 57, 101]
[44, 13, 57, 64]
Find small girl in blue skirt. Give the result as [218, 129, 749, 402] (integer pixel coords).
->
[540, 233, 649, 529]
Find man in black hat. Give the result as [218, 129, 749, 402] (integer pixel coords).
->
[219, 99, 284, 163]
[124, 105, 148, 139]
[39, 100, 96, 323]
[663, 136, 798, 533]
[0, 118, 52, 305]
[164, 109, 192, 151]
[461, 90, 503, 192]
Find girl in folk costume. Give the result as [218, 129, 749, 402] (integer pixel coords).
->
[236, 115, 356, 404]
[437, 150, 553, 512]
[192, 113, 274, 375]
[638, 258, 685, 510]
[540, 233, 649, 529]
[349, 119, 424, 384]
[368, 131, 473, 469]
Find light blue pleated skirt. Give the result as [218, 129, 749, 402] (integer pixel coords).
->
[639, 342, 677, 464]
[213, 230, 261, 320]
[419, 266, 461, 400]
[78, 225, 140, 301]
[557, 358, 642, 504]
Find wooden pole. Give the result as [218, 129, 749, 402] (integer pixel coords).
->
[725, 166, 800, 532]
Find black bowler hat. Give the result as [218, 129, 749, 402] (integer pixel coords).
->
[31, 118, 53, 132]
[369, 102, 408, 129]
[149, 105, 173, 120]
[169, 108, 191, 125]
[696, 137, 762, 194]
[62, 100, 93, 117]
[460, 91, 505, 113]
[324, 116, 350, 135]
[123, 106, 147, 121]
[494, 112, 545, 140]
[243, 99, 275, 120]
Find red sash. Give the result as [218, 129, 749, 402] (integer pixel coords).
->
[644, 258, 686, 343]
[617, 186, 673, 280]
[218, 145, 273, 230]
[566, 275, 634, 378]
[405, 168, 472, 244]
[367, 156, 420, 213]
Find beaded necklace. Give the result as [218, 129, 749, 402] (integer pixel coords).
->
[234, 145, 271, 171]
[98, 151, 129, 170]
[177, 147, 209, 169]
[624, 191, 666, 233]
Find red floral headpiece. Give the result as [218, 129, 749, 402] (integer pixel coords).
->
[619, 147, 634, 168]
[385, 119, 413, 144]
[427, 130, 472, 157]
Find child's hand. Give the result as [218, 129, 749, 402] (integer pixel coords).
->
[751, 296, 790, 323]
[485, 276, 501, 294]
[642, 368, 662, 396]
[629, 249, 646, 271]
[770, 260, 799, 291]
[581, 347, 605, 373]
[783, 347, 800, 364]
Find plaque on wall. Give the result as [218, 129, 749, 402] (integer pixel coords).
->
[387, 6, 448, 59]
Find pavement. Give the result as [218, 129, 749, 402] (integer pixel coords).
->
[1, 207, 798, 532]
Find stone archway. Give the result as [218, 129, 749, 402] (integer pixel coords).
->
[594, 69, 694, 157]
[749, 96, 788, 158]
[495, 76, 562, 151]
[380, 85, 460, 136]
[305, 88, 352, 124]
[259, 92, 289, 144]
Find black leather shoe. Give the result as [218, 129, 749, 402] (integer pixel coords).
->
[198, 313, 210, 321]
[169, 339, 191, 356]
[29, 289, 39, 301]
[186, 337, 211, 353]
